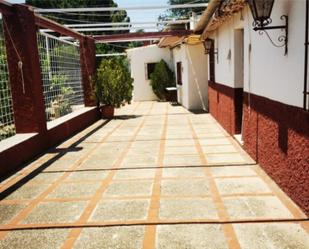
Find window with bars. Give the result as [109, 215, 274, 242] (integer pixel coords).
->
[37, 33, 84, 122]
[0, 18, 16, 141]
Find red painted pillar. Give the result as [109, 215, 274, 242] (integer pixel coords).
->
[3, 4, 47, 134]
[79, 36, 97, 107]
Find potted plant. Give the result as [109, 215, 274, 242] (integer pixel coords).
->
[95, 57, 133, 119]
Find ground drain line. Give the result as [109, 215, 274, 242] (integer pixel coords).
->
[1, 218, 308, 232]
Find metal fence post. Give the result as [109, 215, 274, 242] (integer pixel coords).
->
[3, 4, 47, 134]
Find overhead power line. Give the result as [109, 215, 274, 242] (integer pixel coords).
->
[41, 26, 160, 32]
[34, 3, 208, 13]
[64, 20, 190, 28]
[96, 53, 127, 57]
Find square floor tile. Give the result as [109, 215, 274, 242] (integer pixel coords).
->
[113, 169, 156, 180]
[165, 146, 198, 155]
[215, 178, 272, 195]
[165, 139, 195, 147]
[233, 223, 309, 249]
[104, 181, 153, 197]
[199, 138, 231, 146]
[4, 184, 50, 200]
[159, 198, 218, 220]
[29, 172, 64, 183]
[162, 167, 205, 178]
[21, 201, 87, 224]
[90, 199, 150, 221]
[73, 226, 145, 249]
[47, 182, 100, 199]
[210, 166, 257, 177]
[0, 204, 27, 225]
[0, 229, 70, 249]
[79, 157, 117, 169]
[163, 155, 203, 167]
[223, 196, 293, 219]
[43, 158, 77, 172]
[65, 171, 110, 181]
[156, 224, 228, 249]
[122, 155, 157, 166]
[205, 153, 245, 164]
[161, 179, 210, 196]
[202, 145, 238, 154]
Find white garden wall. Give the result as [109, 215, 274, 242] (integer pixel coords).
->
[127, 45, 173, 101]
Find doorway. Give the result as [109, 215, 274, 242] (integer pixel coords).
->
[234, 29, 244, 137]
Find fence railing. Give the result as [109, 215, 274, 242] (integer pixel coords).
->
[0, 17, 15, 141]
[0, 2, 96, 145]
[37, 32, 84, 122]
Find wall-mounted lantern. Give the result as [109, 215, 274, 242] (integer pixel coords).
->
[204, 38, 218, 61]
[248, 0, 288, 55]
[203, 39, 213, 54]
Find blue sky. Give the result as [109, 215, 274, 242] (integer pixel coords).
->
[8, 0, 169, 24]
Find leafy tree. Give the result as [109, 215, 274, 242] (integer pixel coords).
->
[26, 0, 132, 54]
[159, 0, 209, 21]
[150, 60, 175, 100]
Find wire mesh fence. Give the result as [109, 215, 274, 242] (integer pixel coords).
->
[37, 32, 84, 122]
[0, 17, 16, 142]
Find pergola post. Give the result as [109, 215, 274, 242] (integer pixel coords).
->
[3, 4, 47, 134]
[79, 36, 97, 107]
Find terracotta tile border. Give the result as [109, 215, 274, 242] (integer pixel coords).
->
[60, 102, 155, 249]
[300, 221, 309, 234]
[0, 120, 107, 193]
[0, 103, 141, 240]
[142, 103, 168, 249]
[187, 116, 242, 249]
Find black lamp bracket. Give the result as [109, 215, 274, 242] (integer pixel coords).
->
[253, 15, 288, 55]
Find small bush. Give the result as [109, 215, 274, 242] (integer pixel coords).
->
[150, 60, 175, 100]
[0, 124, 15, 142]
[95, 57, 133, 108]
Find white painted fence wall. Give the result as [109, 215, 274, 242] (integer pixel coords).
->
[127, 45, 173, 101]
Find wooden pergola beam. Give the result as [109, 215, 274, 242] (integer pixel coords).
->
[34, 15, 84, 40]
[0, 0, 13, 15]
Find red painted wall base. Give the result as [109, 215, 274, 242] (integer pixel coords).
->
[208, 81, 309, 216]
[0, 108, 100, 177]
[242, 92, 309, 216]
[208, 81, 243, 135]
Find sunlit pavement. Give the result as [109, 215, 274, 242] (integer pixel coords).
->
[0, 101, 308, 249]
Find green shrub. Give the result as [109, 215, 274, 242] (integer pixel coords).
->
[95, 57, 133, 108]
[0, 124, 15, 142]
[150, 59, 175, 100]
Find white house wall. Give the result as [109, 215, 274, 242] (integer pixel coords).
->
[173, 44, 208, 110]
[127, 45, 173, 101]
[173, 46, 189, 108]
[210, 1, 306, 108]
[185, 44, 208, 110]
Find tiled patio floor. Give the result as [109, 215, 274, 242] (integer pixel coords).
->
[0, 101, 308, 249]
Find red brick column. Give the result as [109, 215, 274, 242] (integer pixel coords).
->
[79, 36, 97, 107]
[3, 5, 47, 134]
